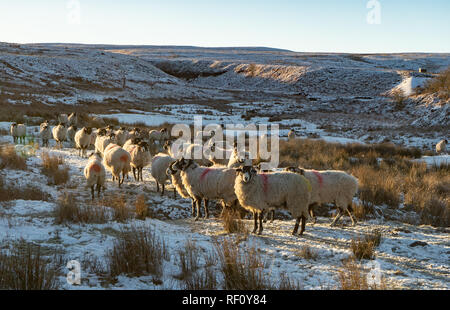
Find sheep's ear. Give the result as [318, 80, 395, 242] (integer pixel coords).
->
[299, 168, 305, 175]
[236, 168, 242, 173]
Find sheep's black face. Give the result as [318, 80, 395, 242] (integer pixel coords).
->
[236, 166, 256, 183]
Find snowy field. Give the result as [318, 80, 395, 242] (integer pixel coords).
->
[0, 132, 448, 290]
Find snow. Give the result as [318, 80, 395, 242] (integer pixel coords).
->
[414, 155, 450, 167]
[392, 76, 430, 96]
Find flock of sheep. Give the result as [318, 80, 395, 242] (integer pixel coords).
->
[8, 115, 447, 236]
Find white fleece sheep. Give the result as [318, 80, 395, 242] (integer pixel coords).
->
[436, 139, 447, 154]
[84, 152, 106, 200]
[114, 127, 129, 146]
[75, 127, 93, 157]
[52, 124, 67, 148]
[95, 133, 115, 155]
[124, 141, 151, 181]
[10, 123, 26, 144]
[182, 143, 212, 166]
[235, 166, 311, 235]
[285, 167, 358, 226]
[206, 142, 234, 166]
[149, 128, 170, 144]
[176, 158, 239, 220]
[68, 113, 78, 126]
[227, 147, 253, 168]
[67, 126, 77, 144]
[39, 124, 51, 147]
[288, 130, 296, 141]
[58, 114, 69, 125]
[103, 143, 131, 187]
[151, 153, 176, 196]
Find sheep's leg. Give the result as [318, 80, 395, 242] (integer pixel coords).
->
[309, 203, 317, 224]
[173, 188, 176, 199]
[203, 199, 209, 219]
[298, 215, 306, 236]
[139, 168, 143, 182]
[292, 217, 300, 235]
[96, 184, 101, 199]
[269, 209, 275, 223]
[194, 199, 201, 221]
[161, 184, 165, 196]
[347, 205, 357, 226]
[191, 199, 195, 217]
[156, 182, 159, 192]
[91, 185, 95, 200]
[252, 212, 258, 234]
[257, 211, 264, 235]
[132, 167, 137, 181]
[331, 208, 344, 226]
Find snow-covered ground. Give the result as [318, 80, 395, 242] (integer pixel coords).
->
[0, 133, 448, 290]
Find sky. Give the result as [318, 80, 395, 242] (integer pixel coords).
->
[0, 0, 449, 53]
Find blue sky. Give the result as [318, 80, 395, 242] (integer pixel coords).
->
[0, 0, 449, 52]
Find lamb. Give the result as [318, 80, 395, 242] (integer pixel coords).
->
[68, 113, 78, 126]
[67, 126, 77, 144]
[103, 143, 131, 187]
[74, 127, 93, 157]
[52, 123, 67, 148]
[235, 166, 311, 235]
[114, 127, 129, 146]
[150, 153, 176, 196]
[39, 123, 52, 147]
[436, 139, 447, 154]
[84, 152, 106, 200]
[149, 128, 170, 144]
[124, 141, 151, 181]
[284, 166, 358, 226]
[10, 123, 26, 144]
[58, 114, 69, 125]
[176, 158, 240, 221]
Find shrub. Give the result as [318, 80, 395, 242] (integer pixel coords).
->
[40, 152, 69, 185]
[418, 66, 450, 100]
[0, 239, 59, 289]
[0, 144, 27, 170]
[106, 225, 168, 279]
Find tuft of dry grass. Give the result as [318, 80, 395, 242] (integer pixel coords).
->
[392, 89, 407, 110]
[54, 192, 109, 224]
[295, 245, 319, 260]
[184, 266, 217, 290]
[417, 66, 450, 100]
[350, 230, 382, 260]
[0, 239, 59, 290]
[278, 272, 303, 290]
[135, 194, 148, 220]
[40, 151, 69, 185]
[103, 194, 132, 223]
[0, 144, 27, 170]
[337, 258, 388, 290]
[0, 174, 51, 202]
[106, 225, 168, 279]
[221, 208, 248, 234]
[174, 240, 200, 281]
[214, 237, 272, 290]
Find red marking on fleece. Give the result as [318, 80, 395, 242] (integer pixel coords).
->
[90, 163, 101, 173]
[312, 170, 323, 187]
[104, 144, 120, 153]
[120, 154, 129, 162]
[261, 174, 269, 194]
[200, 168, 212, 182]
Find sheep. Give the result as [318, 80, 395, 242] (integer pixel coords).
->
[234, 166, 311, 235]
[149, 128, 170, 144]
[58, 114, 69, 125]
[124, 141, 151, 181]
[284, 166, 358, 226]
[52, 123, 67, 148]
[10, 123, 26, 144]
[166, 161, 197, 215]
[288, 130, 296, 141]
[151, 153, 176, 196]
[103, 143, 131, 187]
[227, 145, 253, 168]
[95, 133, 116, 155]
[206, 142, 234, 166]
[89, 128, 98, 146]
[128, 127, 142, 141]
[75, 127, 93, 157]
[175, 158, 240, 221]
[436, 139, 447, 154]
[183, 143, 213, 166]
[68, 113, 78, 126]
[67, 126, 77, 144]
[84, 152, 106, 200]
[114, 127, 129, 146]
[105, 125, 114, 136]
[39, 123, 52, 147]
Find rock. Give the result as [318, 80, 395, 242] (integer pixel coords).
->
[409, 241, 428, 247]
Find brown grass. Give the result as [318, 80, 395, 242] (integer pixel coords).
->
[221, 208, 248, 234]
[106, 225, 168, 280]
[417, 66, 450, 100]
[295, 245, 319, 260]
[54, 192, 109, 224]
[337, 258, 388, 290]
[0, 144, 27, 170]
[103, 194, 132, 222]
[40, 152, 69, 185]
[350, 230, 382, 260]
[392, 89, 407, 110]
[135, 194, 148, 220]
[174, 240, 200, 281]
[0, 174, 51, 202]
[0, 239, 59, 290]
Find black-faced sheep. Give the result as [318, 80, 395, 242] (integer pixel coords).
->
[75, 127, 93, 157]
[10, 123, 26, 144]
[39, 123, 51, 147]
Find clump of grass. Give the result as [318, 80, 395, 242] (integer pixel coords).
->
[417, 66, 450, 100]
[184, 266, 217, 290]
[40, 151, 69, 185]
[135, 194, 148, 220]
[337, 258, 387, 290]
[350, 230, 382, 260]
[174, 240, 200, 281]
[392, 89, 407, 110]
[54, 192, 108, 224]
[0, 174, 51, 202]
[0, 144, 27, 170]
[278, 272, 302, 290]
[0, 239, 59, 290]
[295, 245, 319, 260]
[214, 237, 272, 290]
[221, 208, 248, 234]
[104, 194, 132, 223]
[106, 225, 168, 279]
